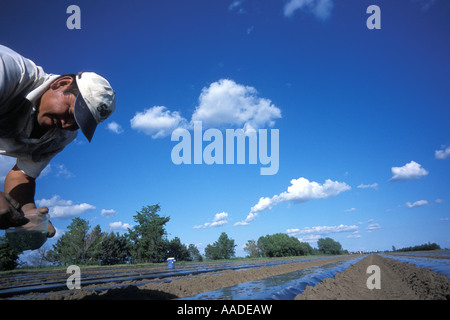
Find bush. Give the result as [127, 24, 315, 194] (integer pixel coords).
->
[257, 233, 312, 257]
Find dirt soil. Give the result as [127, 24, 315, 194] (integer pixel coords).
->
[295, 254, 450, 300]
[2, 253, 449, 300]
[48, 255, 354, 300]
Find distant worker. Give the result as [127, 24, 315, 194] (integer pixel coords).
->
[0, 45, 116, 240]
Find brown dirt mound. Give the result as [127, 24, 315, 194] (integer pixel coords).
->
[46, 256, 354, 300]
[295, 254, 450, 300]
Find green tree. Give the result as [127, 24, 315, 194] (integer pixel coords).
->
[167, 237, 190, 261]
[187, 244, 202, 261]
[127, 204, 170, 263]
[0, 235, 20, 271]
[205, 232, 236, 260]
[317, 237, 342, 255]
[257, 233, 312, 257]
[51, 218, 104, 265]
[100, 232, 131, 265]
[86, 225, 104, 264]
[244, 240, 262, 258]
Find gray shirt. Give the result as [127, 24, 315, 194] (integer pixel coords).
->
[0, 45, 77, 178]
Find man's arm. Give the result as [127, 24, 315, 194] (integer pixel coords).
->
[4, 165, 37, 212]
[2, 165, 54, 236]
[0, 166, 34, 229]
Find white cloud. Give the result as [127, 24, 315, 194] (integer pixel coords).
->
[344, 208, 356, 212]
[36, 195, 96, 220]
[284, 0, 334, 20]
[390, 161, 428, 181]
[357, 183, 378, 190]
[228, 0, 245, 13]
[38, 165, 52, 178]
[435, 145, 450, 159]
[194, 212, 229, 229]
[101, 209, 118, 218]
[109, 221, 132, 231]
[287, 224, 359, 237]
[54, 164, 75, 179]
[406, 200, 428, 208]
[53, 226, 64, 239]
[235, 177, 350, 226]
[130, 106, 188, 139]
[131, 79, 281, 139]
[347, 231, 361, 239]
[35, 164, 73, 180]
[287, 224, 359, 243]
[191, 79, 281, 132]
[107, 121, 124, 134]
[233, 212, 258, 226]
[367, 223, 381, 232]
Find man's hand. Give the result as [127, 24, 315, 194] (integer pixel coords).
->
[0, 192, 55, 237]
[0, 192, 29, 229]
[3, 167, 55, 238]
[23, 205, 56, 238]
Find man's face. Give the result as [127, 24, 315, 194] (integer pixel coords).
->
[37, 77, 79, 131]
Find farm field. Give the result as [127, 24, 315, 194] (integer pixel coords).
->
[0, 252, 449, 300]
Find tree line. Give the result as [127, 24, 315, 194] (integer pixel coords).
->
[244, 234, 346, 258]
[392, 242, 441, 252]
[1, 203, 346, 270]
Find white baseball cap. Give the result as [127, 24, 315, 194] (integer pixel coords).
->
[74, 72, 116, 142]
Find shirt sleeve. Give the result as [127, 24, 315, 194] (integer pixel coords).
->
[15, 130, 78, 179]
[0, 45, 42, 110]
[16, 157, 51, 179]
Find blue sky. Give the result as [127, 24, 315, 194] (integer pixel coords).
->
[1, 0, 449, 258]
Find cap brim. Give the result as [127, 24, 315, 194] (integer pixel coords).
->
[74, 93, 98, 142]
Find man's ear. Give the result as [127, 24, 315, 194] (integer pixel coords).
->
[49, 76, 74, 91]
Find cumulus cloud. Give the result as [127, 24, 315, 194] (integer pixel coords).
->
[101, 209, 118, 218]
[435, 145, 450, 159]
[390, 161, 428, 181]
[284, 0, 334, 20]
[406, 200, 428, 208]
[131, 79, 281, 139]
[235, 177, 350, 226]
[107, 121, 124, 134]
[194, 212, 229, 229]
[233, 212, 258, 227]
[130, 106, 188, 139]
[191, 79, 281, 132]
[36, 195, 96, 220]
[109, 221, 132, 231]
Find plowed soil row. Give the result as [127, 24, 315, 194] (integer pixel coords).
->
[27, 256, 355, 300]
[295, 254, 450, 300]
[3, 254, 449, 300]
